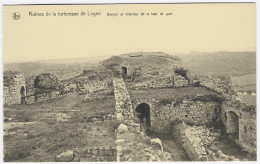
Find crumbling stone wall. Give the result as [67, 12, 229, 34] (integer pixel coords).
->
[128, 74, 188, 90]
[199, 76, 256, 154]
[25, 75, 37, 96]
[3, 74, 26, 105]
[113, 78, 138, 128]
[77, 78, 112, 93]
[132, 98, 221, 134]
[174, 75, 188, 87]
[200, 77, 231, 96]
[173, 123, 239, 161]
[173, 123, 207, 161]
[72, 147, 116, 162]
[129, 76, 174, 89]
[221, 101, 256, 154]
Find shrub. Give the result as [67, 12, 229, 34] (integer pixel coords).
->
[174, 68, 188, 79]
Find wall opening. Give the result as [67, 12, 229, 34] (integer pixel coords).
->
[135, 103, 151, 133]
[20, 86, 26, 104]
[121, 67, 127, 79]
[226, 111, 239, 139]
[34, 76, 40, 88]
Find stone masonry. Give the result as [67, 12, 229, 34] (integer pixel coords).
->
[112, 77, 173, 161]
[113, 77, 139, 130]
[4, 74, 26, 105]
[174, 122, 239, 161]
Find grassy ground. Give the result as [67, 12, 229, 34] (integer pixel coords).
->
[128, 87, 221, 101]
[3, 93, 116, 162]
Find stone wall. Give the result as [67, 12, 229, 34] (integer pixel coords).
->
[199, 76, 256, 154]
[221, 101, 256, 154]
[112, 77, 173, 161]
[173, 123, 207, 161]
[126, 74, 188, 90]
[77, 78, 112, 93]
[3, 74, 26, 105]
[128, 74, 188, 90]
[173, 123, 239, 161]
[199, 77, 232, 98]
[132, 98, 221, 134]
[174, 75, 188, 87]
[72, 147, 116, 162]
[129, 76, 174, 90]
[113, 78, 139, 128]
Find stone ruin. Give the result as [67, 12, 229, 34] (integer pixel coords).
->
[3, 73, 64, 105]
[34, 73, 60, 89]
[102, 53, 190, 88]
[4, 52, 257, 161]
[3, 73, 26, 105]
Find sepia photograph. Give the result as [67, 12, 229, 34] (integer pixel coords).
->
[1, 2, 257, 162]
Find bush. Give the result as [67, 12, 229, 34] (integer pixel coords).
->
[174, 68, 188, 79]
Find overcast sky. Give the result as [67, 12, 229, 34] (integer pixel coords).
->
[3, 3, 256, 63]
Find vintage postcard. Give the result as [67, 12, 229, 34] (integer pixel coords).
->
[2, 2, 256, 162]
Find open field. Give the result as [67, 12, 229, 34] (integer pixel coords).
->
[3, 93, 116, 162]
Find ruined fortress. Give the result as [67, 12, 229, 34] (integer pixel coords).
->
[3, 52, 256, 161]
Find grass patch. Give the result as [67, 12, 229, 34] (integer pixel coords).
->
[4, 93, 116, 162]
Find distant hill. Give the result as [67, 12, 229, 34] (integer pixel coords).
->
[4, 51, 256, 78]
[175, 51, 256, 76]
[37, 55, 109, 64]
[3, 57, 106, 78]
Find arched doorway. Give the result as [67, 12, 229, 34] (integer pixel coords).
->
[121, 67, 127, 79]
[226, 111, 239, 139]
[136, 103, 151, 133]
[20, 86, 26, 104]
